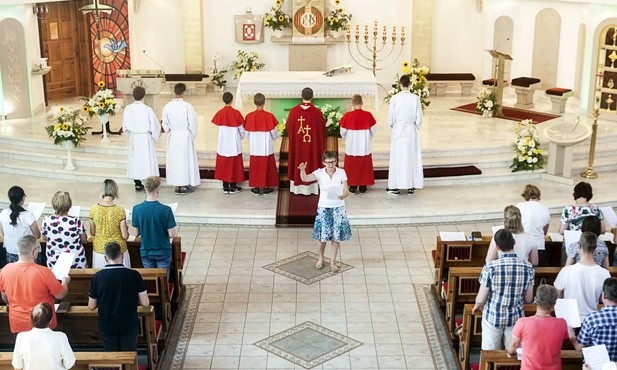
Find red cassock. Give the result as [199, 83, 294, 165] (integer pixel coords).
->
[211, 106, 245, 183]
[244, 110, 279, 188]
[340, 109, 376, 186]
[286, 103, 326, 185]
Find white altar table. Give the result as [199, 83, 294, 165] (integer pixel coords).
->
[234, 71, 379, 111]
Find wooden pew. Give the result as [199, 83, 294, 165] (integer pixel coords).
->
[0, 306, 158, 370]
[479, 350, 582, 370]
[0, 351, 138, 370]
[66, 268, 171, 338]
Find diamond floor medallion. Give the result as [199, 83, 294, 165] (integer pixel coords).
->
[255, 321, 362, 368]
[263, 251, 353, 284]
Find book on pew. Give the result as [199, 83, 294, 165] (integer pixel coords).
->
[471, 231, 482, 241]
[600, 207, 617, 228]
[582, 344, 611, 370]
[439, 231, 466, 241]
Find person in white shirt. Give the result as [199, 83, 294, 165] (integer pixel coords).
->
[298, 151, 351, 273]
[12, 302, 75, 370]
[122, 86, 160, 192]
[0, 186, 41, 263]
[554, 232, 610, 322]
[162, 83, 201, 195]
[486, 205, 539, 266]
[516, 184, 550, 263]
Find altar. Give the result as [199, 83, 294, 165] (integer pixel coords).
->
[234, 71, 379, 112]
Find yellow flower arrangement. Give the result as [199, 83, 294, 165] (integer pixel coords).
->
[510, 119, 544, 172]
[384, 59, 431, 110]
[82, 83, 117, 117]
[325, 1, 351, 31]
[45, 106, 91, 147]
[265, 0, 291, 31]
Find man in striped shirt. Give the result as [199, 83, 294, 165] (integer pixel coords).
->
[473, 229, 535, 350]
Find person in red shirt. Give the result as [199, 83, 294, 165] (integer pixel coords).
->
[244, 93, 280, 195]
[211, 92, 245, 194]
[340, 94, 377, 194]
[286, 87, 326, 195]
[0, 235, 70, 333]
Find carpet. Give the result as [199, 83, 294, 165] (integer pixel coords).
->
[451, 102, 560, 123]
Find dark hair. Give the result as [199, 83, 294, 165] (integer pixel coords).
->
[581, 216, 602, 236]
[494, 229, 515, 252]
[222, 92, 233, 104]
[579, 231, 598, 254]
[132, 86, 146, 101]
[301, 87, 313, 101]
[104, 241, 122, 260]
[573, 181, 593, 201]
[322, 151, 337, 162]
[535, 285, 558, 309]
[521, 184, 541, 201]
[174, 83, 186, 96]
[603, 277, 617, 302]
[31, 302, 53, 329]
[253, 93, 265, 106]
[399, 75, 411, 88]
[7, 186, 26, 226]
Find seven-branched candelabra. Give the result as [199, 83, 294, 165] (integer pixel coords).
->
[345, 21, 405, 76]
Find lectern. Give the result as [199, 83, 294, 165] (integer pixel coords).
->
[116, 69, 164, 113]
[486, 50, 513, 116]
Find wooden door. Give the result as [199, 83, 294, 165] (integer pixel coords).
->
[39, 1, 92, 101]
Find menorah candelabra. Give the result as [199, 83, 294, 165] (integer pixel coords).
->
[345, 21, 405, 76]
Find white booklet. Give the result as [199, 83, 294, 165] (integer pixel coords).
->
[26, 202, 46, 220]
[326, 185, 343, 200]
[438, 231, 466, 241]
[600, 207, 617, 228]
[51, 252, 75, 280]
[548, 232, 563, 242]
[555, 298, 581, 328]
[491, 225, 504, 235]
[582, 344, 611, 370]
[164, 202, 178, 215]
[564, 229, 582, 249]
[68, 206, 81, 218]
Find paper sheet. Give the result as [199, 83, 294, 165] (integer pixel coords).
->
[68, 206, 80, 218]
[51, 252, 75, 280]
[516, 347, 523, 360]
[564, 230, 582, 251]
[26, 202, 45, 220]
[555, 298, 581, 328]
[164, 202, 178, 215]
[599, 232, 615, 242]
[491, 225, 504, 235]
[582, 344, 611, 370]
[548, 232, 563, 242]
[326, 185, 343, 200]
[600, 207, 617, 228]
[438, 232, 466, 241]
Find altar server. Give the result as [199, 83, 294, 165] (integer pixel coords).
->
[286, 87, 326, 195]
[340, 94, 377, 194]
[386, 75, 424, 195]
[162, 83, 201, 195]
[122, 86, 160, 192]
[244, 93, 279, 195]
[211, 92, 245, 194]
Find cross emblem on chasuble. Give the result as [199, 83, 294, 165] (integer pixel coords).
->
[297, 116, 312, 142]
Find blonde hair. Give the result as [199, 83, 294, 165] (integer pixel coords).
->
[503, 205, 524, 234]
[521, 184, 541, 201]
[52, 191, 72, 215]
[352, 94, 363, 106]
[101, 179, 119, 199]
[144, 176, 161, 194]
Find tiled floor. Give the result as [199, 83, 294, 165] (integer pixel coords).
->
[263, 251, 354, 285]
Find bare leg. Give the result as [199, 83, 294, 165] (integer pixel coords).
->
[331, 241, 340, 272]
[316, 242, 326, 269]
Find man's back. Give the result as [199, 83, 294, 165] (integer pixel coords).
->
[578, 306, 617, 361]
[554, 263, 609, 320]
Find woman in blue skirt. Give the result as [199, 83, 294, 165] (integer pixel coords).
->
[298, 151, 352, 273]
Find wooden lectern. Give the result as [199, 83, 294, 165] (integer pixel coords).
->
[486, 50, 513, 116]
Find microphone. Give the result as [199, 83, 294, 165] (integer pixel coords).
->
[495, 37, 511, 52]
[142, 50, 165, 77]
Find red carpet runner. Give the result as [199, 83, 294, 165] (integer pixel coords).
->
[451, 102, 560, 124]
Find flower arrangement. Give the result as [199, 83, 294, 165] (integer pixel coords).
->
[229, 50, 265, 80]
[82, 81, 117, 117]
[477, 88, 498, 117]
[318, 104, 343, 137]
[383, 59, 430, 111]
[45, 106, 91, 147]
[510, 119, 544, 172]
[264, 0, 292, 31]
[210, 51, 228, 89]
[325, 0, 352, 32]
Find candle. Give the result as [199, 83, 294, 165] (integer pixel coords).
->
[355, 23, 359, 36]
[594, 90, 601, 110]
[346, 23, 350, 37]
[392, 25, 396, 37]
[401, 26, 405, 36]
[383, 25, 386, 36]
[374, 20, 378, 32]
[365, 22, 368, 36]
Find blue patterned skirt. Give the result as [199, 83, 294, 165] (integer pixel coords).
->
[312, 206, 352, 242]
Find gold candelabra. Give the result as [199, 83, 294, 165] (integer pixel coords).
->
[581, 71, 603, 179]
[345, 21, 405, 76]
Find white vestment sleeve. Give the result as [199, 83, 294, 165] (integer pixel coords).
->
[188, 104, 198, 137]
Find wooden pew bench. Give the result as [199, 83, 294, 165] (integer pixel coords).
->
[479, 350, 582, 370]
[426, 73, 476, 96]
[546, 87, 574, 114]
[66, 268, 171, 338]
[0, 306, 158, 370]
[0, 351, 138, 370]
[511, 77, 541, 109]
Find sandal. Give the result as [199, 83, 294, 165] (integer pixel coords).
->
[331, 264, 341, 273]
[315, 260, 324, 269]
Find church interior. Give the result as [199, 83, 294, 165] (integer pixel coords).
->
[1, 0, 617, 369]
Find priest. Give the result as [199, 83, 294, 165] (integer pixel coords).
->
[121, 86, 160, 192]
[244, 93, 279, 195]
[386, 75, 424, 195]
[286, 87, 326, 195]
[340, 94, 377, 194]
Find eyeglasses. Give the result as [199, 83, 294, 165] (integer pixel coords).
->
[324, 161, 336, 164]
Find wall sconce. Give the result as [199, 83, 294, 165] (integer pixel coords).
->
[33, 3, 50, 19]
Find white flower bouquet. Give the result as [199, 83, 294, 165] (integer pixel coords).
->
[318, 104, 343, 137]
[476, 89, 498, 117]
[45, 106, 91, 146]
[510, 119, 544, 172]
[383, 59, 430, 111]
[82, 81, 117, 117]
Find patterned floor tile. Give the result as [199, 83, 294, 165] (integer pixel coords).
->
[254, 321, 362, 369]
[263, 251, 353, 285]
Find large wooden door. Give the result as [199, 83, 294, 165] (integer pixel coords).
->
[39, 1, 91, 101]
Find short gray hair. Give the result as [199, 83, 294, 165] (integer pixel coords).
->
[536, 285, 558, 309]
[17, 235, 38, 256]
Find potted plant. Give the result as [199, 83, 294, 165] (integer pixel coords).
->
[229, 50, 265, 80]
[210, 51, 228, 91]
[264, 0, 292, 38]
[476, 89, 498, 118]
[325, 0, 352, 37]
[510, 119, 544, 172]
[45, 106, 91, 170]
[384, 59, 431, 111]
